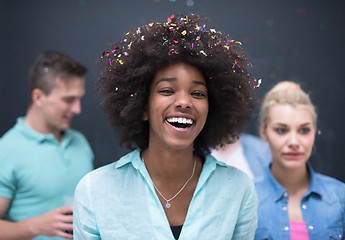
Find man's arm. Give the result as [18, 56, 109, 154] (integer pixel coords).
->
[0, 197, 74, 240]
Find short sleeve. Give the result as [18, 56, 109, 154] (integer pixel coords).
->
[0, 150, 16, 200]
[73, 174, 101, 240]
[232, 179, 258, 240]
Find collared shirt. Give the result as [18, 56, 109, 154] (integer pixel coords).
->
[74, 149, 257, 240]
[254, 164, 345, 240]
[0, 117, 94, 240]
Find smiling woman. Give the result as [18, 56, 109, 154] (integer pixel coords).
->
[73, 13, 258, 240]
[142, 63, 209, 153]
[255, 81, 345, 240]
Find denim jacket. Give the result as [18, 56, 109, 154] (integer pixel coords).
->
[254, 163, 345, 240]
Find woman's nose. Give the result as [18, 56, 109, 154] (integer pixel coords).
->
[287, 132, 299, 148]
[175, 92, 191, 109]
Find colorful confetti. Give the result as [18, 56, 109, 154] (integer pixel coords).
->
[100, 14, 258, 88]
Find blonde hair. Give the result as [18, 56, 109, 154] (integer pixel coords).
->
[259, 81, 317, 128]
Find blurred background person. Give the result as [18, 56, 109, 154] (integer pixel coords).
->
[212, 133, 271, 180]
[254, 81, 345, 239]
[0, 50, 94, 240]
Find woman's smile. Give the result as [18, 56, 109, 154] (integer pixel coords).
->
[143, 62, 209, 150]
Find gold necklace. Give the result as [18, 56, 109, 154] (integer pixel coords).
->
[142, 156, 196, 208]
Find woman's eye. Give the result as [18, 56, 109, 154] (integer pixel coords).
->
[192, 91, 207, 98]
[300, 127, 310, 134]
[159, 89, 174, 95]
[275, 128, 286, 134]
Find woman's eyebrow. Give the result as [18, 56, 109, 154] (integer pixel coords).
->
[192, 80, 206, 86]
[155, 78, 206, 86]
[300, 122, 312, 127]
[155, 77, 176, 85]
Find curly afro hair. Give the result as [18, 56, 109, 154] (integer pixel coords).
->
[98, 13, 257, 156]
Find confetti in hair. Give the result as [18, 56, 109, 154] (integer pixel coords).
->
[100, 13, 259, 89]
[253, 78, 262, 88]
[100, 14, 244, 66]
[97, 13, 258, 153]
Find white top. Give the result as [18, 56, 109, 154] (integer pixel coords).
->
[211, 139, 254, 179]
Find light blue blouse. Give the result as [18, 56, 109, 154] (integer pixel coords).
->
[74, 149, 257, 240]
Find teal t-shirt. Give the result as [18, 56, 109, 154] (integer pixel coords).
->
[0, 117, 94, 240]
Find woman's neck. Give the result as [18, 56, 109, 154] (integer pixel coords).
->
[142, 146, 195, 180]
[271, 162, 310, 195]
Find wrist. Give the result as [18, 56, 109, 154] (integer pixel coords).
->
[22, 217, 39, 239]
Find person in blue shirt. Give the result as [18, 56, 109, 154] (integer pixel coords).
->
[255, 81, 345, 239]
[0, 51, 94, 240]
[74, 13, 258, 240]
[212, 133, 271, 180]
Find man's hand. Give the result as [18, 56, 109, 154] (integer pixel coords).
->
[0, 197, 74, 240]
[31, 205, 74, 239]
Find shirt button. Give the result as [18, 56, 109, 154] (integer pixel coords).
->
[302, 204, 307, 209]
[339, 234, 342, 239]
[284, 226, 289, 231]
[283, 192, 288, 197]
[282, 206, 287, 211]
[308, 225, 314, 230]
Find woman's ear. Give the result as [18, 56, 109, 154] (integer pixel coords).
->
[260, 123, 268, 142]
[142, 107, 148, 121]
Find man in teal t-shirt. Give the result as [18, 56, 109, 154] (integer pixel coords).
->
[0, 51, 94, 240]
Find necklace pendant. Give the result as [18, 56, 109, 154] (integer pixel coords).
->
[165, 202, 171, 208]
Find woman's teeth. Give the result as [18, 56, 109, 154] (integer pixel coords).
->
[167, 117, 193, 128]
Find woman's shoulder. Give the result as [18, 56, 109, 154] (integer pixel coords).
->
[310, 172, 345, 205]
[207, 154, 254, 189]
[314, 172, 345, 192]
[78, 150, 140, 185]
[78, 161, 117, 185]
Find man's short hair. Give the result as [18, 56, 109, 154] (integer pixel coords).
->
[28, 50, 87, 103]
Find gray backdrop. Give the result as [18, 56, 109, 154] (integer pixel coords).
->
[1, 0, 344, 182]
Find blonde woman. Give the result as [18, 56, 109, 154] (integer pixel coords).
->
[255, 81, 345, 240]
